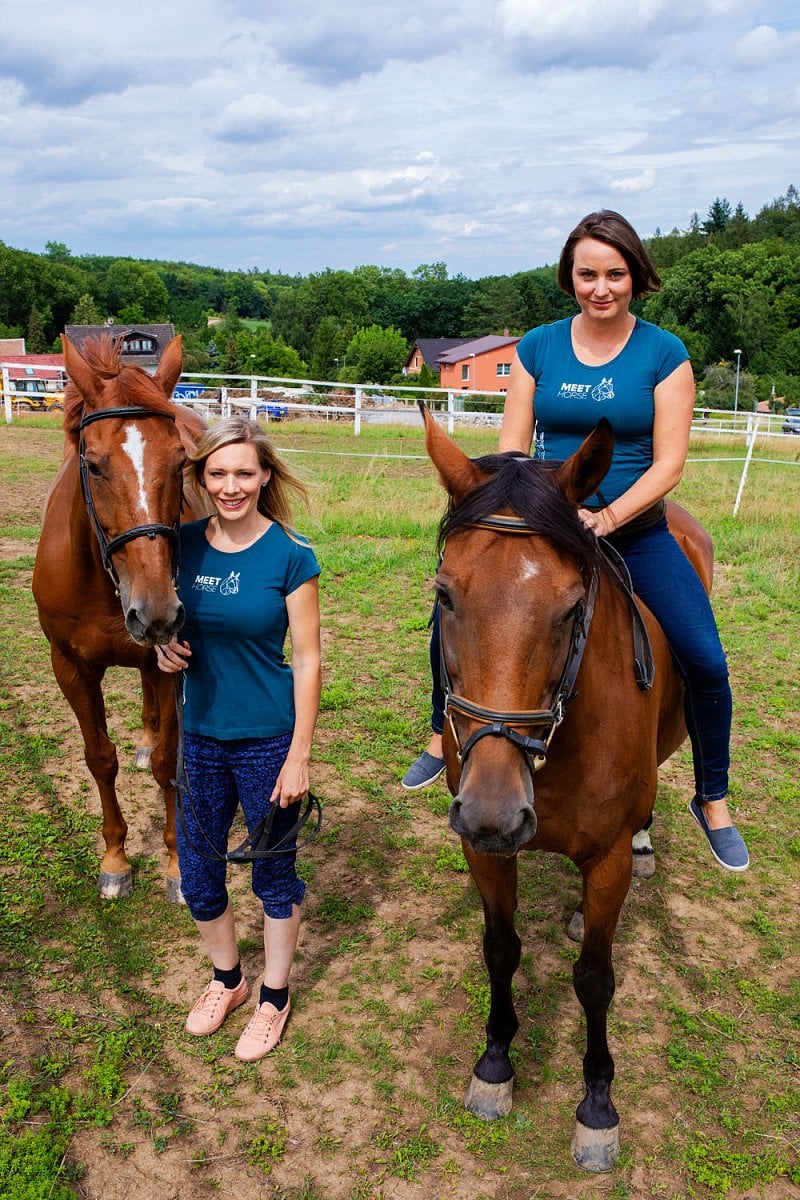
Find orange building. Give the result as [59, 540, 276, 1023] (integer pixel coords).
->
[436, 336, 520, 393]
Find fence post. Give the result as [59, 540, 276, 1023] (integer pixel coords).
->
[355, 387, 362, 437]
[250, 373, 258, 419]
[2, 366, 11, 425]
[447, 390, 455, 435]
[733, 413, 758, 516]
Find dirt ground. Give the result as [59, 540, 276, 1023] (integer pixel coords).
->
[2, 423, 797, 1200]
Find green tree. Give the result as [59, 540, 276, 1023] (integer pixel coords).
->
[104, 260, 169, 321]
[345, 324, 408, 384]
[69, 293, 104, 325]
[26, 305, 47, 353]
[44, 241, 71, 262]
[462, 277, 528, 336]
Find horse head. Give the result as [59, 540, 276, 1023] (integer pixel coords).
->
[62, 333, 188, 645]
[420, 402, 613, 855]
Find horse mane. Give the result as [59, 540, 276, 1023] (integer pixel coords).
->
[438, 452, 599, 571]
[63, 335, 176, 446]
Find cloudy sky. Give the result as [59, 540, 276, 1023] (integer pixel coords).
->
[1, 0, 797, 278]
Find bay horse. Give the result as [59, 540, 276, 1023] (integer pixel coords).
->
[420, 404, 712, 1172]
[32, 334, 208, 900]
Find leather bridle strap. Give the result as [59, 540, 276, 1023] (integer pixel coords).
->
[439, 518, 600, 776]
[79, 406, 181, 590]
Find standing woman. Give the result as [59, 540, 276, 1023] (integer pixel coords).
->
[405, 210, 748, 872]
[157, 416, 322, 1060]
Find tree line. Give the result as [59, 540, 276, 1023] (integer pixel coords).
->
[2, 187, 799, 409]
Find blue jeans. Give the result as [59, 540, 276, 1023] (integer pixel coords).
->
[428, 517, 731, 801]
[178, 731, 306, 922]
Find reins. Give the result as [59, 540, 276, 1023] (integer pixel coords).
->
[438, 513, 653, 780]
[171, 672, 322, 864]
[79, 406, 182, 592]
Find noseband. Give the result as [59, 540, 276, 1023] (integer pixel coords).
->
[439, 514, 600, 780]
[79, 406, 182, 592]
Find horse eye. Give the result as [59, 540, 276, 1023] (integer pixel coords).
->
[86, 460, 103, 479]
[435, 583, 453, 610]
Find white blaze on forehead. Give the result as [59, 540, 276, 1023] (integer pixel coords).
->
[518, 556, 540, 583]
[121, 425, 151, 519]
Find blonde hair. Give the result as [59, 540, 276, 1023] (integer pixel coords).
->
[187, 416, 309, 530]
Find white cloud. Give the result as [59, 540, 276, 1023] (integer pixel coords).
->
[610, 170, 658, 194]
[0, 0, 796, 274]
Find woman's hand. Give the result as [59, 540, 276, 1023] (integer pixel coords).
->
[270, 755, 310, 809]
[155, 640, 191, 673]
[578, 507, 618, 537]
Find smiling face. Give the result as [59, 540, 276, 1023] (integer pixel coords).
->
[201, 441, 271, 528]
[571, 237, 634, 324]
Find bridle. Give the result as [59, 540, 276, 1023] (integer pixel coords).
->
[438, 513, 600, 780]
[79, 405, 182, 592]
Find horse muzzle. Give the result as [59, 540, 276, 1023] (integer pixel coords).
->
[449, 792, 537, 855]
[122, 591, 185, 646]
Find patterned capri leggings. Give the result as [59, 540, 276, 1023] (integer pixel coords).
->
[178, 730, 306, 923]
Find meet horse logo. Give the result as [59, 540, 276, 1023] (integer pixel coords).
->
[556, 377, 615, 403]
[191, 570, 241, 595]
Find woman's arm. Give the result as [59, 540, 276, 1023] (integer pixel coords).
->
[579, 359, 696, 537]
[271, 576, 322, 808]
[498, 356, 536, 453]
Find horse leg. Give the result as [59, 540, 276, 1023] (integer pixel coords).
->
[145, 670, 183, 903]
[50, 645, 132, 898]
[632, 812, 655, 878]
[569, 813, 654, 943]
[462, 842, 520, 1120]
[570, 838, 633, 1173]
[133, 666, 159, 770]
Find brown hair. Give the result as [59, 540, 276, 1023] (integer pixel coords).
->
[187, 415, 309, 530]
[557, 210, 661, 300]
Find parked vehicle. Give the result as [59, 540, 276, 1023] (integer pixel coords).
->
[781, 406, 800, 434]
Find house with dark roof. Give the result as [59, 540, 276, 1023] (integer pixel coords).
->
[437, 335, 520, 392]
[403, 338, 474, 375]
[64, 323, 176, 374]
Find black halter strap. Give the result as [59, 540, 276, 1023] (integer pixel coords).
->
[79, 406, 182, 591]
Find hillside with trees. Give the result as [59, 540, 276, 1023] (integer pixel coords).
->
[1, 187, 799, 408]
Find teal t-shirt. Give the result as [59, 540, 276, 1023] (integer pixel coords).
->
[516, 316, 689, 506]
[178, 518, 320, 739]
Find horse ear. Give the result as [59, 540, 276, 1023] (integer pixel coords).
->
[61, 334, 103, 406]
[556, 418, 615, 506]
[154, 335, 183, 399]
[419, 401, 489, 501]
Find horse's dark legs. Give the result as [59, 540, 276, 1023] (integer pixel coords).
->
[145, 669, 183, 903]
[570, 839, 633, 1172]
[50, 645, 132, 898]
[462, 841, 520, 1119]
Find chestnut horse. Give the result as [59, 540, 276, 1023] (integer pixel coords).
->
[421, 405, 712, 1172]
[32, 335, 207, 900]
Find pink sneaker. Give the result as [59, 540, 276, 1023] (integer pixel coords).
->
[234, 999, 291, 1062]
[185, 976, 249, 1036]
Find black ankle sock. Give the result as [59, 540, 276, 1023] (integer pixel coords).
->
[259, 983, 289, 1010]
[213, 962, 242, 990]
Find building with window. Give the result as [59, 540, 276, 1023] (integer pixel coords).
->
[64, 324, 176, 374]
[436, 335, 520, 393]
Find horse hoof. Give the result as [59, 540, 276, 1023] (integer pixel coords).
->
[133, 746, 153, 770]
[567, 910, 584, 943]
[632, 850, 656, 879]
[571, 1119, 620, 1173]
[465, 1074, 514, 1120]
[166, 876, 185, 905]
[98, 870, 134, 900]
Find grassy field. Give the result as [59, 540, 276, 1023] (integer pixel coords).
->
[0, 415, 798, 1200]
